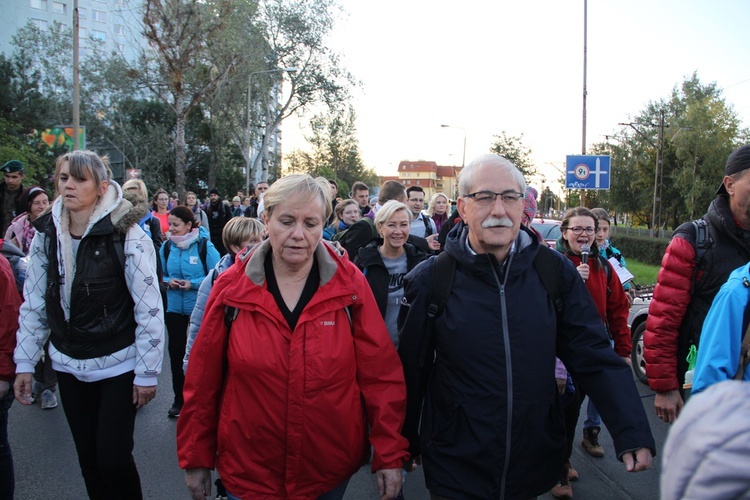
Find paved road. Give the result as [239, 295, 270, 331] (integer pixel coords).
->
[8, 368, 668, 499]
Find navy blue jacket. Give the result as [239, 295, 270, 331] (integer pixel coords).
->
[398, 223, 655, 499]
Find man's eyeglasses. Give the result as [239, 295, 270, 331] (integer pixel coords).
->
[567, 226, 596, 236]
[464, 190, 524, 206]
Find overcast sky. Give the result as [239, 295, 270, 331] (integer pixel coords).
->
[284, 0, 750, 186]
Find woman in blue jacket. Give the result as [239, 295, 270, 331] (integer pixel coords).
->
[160, 206, 220, 418]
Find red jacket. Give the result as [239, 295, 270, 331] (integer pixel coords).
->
[177, 240, 409, 499]
[643, 237, 696, 392]
[0, 253, 21, 381]
[566, 253, 631, 356]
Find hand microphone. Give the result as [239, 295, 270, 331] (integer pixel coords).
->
[580, 244, 590, 282]
[580, 244, 590, 265]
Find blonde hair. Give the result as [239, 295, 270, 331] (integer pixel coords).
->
[122, 179, 148, 199]
[222, 217, 265, 256]
[427, 192, 449, 217]
[375, 200, 409, 229]
[263, 175, 332, 221]
[332, 199, 358, 225]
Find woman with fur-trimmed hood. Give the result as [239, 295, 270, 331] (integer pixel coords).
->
[13, 151, 165, 499]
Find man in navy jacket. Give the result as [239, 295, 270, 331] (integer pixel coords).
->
[398, 154, 655, 499]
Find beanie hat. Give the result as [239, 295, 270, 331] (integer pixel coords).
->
[716, 144, 750, 195]
[523, 186, 538, 224]
[209, 187, 220, 196]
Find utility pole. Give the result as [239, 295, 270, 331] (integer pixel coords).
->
[651, 110, 665, 237]
[580, 0, 588, 205]
[72, 0, 80, 150]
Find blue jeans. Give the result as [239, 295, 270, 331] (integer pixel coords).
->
[0, 387, 14, 499]
[227, 478, 350, 500]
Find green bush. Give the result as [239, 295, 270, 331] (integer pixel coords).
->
[610, 233, 670, 267]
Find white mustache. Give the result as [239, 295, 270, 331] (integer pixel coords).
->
[481, 217, 514, 228]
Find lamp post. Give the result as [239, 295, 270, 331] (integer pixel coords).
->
[440, 124, 466, 199]
[246, 67, 298, 194]
[546, 162, 567, 214]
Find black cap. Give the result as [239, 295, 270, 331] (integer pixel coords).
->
[717, 145, 750, 195]
[209, 187, 220, 196]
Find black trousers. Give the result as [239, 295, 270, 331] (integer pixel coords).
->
[57, 371, 142, 500]
[165, 312, 189, 405]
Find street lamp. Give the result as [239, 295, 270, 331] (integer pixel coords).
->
[546, 162, 568, 213]
[440, 124, 466, 199]
[246, 66, 298, 194]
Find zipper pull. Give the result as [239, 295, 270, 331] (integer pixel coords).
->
[85, 283, 90, 296]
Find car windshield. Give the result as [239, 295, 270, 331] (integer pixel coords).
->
[531, 222, 561, 241]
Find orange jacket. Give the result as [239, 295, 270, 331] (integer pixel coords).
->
[177, 241, 409, 499]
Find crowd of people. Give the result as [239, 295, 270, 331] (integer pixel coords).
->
[1, 145, 750, 499]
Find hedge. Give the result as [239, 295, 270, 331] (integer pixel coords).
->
[610, 232, 670, 267]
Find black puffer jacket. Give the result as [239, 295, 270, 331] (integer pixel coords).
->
[398, 223, 655, 499]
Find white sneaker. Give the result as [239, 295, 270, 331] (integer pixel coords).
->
[41, 389, 58, 409]
[31, 381, 43, 403]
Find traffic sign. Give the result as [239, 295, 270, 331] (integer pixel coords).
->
[127, 168, 141, 179]
[565, 155, 611, 190]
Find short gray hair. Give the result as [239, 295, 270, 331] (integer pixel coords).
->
[263, 175, 332, 221]
[458, 154, 526, 197]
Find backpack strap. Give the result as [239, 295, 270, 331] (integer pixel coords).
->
[419, 252, 456, 368]
[111, 230, 127, 278]
[735, 277, 750, 381]
[534, 245, 564, 316]
[674, 218, 712, 294]
[198, 237, 208, 275]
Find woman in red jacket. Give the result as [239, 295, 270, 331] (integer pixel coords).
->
[552, 206, 632, 499]
[177, 175, 409, 500]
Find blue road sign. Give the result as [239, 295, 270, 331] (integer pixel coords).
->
[565, 155, 611, 190]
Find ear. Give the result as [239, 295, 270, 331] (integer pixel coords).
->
[723, 175, 735, 195]
[261, 212, 269, 225]
[99, 179, 109, 197]
[457, 196, 467, 221]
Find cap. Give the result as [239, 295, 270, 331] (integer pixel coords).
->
[1, 160, 24, 173]
[717, 145, 750, 195]
[523, 186, 538, 224]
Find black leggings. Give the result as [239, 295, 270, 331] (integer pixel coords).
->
[165, 312, 190, 405]
[57, 371, 142, 500]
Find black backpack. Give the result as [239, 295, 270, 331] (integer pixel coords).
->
[672, 218, 712, 293]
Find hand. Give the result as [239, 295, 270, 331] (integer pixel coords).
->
[168, 279, 181, 289]
[133, 385, 157, 409]
[0, 380, 9, 399]
[13, 373, 33, 405]
[426, 234, 441, 252]
[622, 447, 652, 472]
[654, 389, 684, 424]
[556, 377, 566, 395]
[376, 468, 403, 499]
[404, 455, 422, 472]
[179, 280, 192, 290]
[577, 263, 590, 281]
[185, 468, 212, 500]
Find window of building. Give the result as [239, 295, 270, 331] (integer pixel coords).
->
[116, 43, 125, 53]
[79, 27, 88, 39]
[416, 180, 421, 186]
[91, 30, 106, 41]
[92, 10, 106, 22]
[31, 18, 48, 29]
[78, 7, 87, 18]
[113, 24, 124, 35]
[30, 0, 47, 10]
[52, 2, 65, 13]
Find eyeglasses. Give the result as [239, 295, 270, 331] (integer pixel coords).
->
[567, 226, 596, 235]
[464, 190, 524, 206]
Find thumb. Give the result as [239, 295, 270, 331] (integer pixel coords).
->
[623, 452, 635, 472]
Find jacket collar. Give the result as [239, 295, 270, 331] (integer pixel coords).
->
[245, 239, 340, 288]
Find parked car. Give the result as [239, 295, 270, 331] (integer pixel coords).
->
[628, 286, 653, 384]
[530, 217, 562, 248]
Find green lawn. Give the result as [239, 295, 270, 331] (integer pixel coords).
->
[627, 259, 660, 286]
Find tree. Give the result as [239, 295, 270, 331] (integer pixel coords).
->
[286, 106, 377, 195]
[593, 73, 747, 231]
[138, 0, 240, 198]
[489, 132, 536, 178]
[245, 0, 354, 185]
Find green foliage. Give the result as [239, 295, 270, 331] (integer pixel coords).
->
[0, 118, 54, 191]
[611, 232, 669, 267]
[626, 259, 660, 286]
[489, 131, 536, 177]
